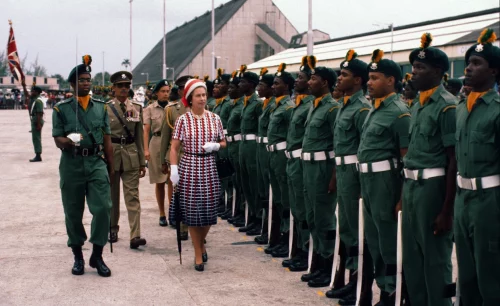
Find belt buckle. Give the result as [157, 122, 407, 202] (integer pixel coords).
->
[285, 151, 290, 159]
[120, 137, 126, 145]
[82, 148, 89, 156]
[460, 177, 474, 190]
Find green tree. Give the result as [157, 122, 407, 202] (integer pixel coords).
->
[0, 51, 8, 76]
[121, 59, 130, 70]
[52, 74, 70, 90]
[93, 72, 111, 86]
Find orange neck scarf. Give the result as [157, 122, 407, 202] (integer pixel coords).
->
[419, 86, 439, 106]
[78, 95, 90, 111]
[244, 94, 253, 107]
[374, 92, 395, 110]
[407, 99, 413, 107]
[343, 95, 351, 105]
[262, 98, 271, 109]
[314, 94, 328, 108]
[295, 94, 308, 106]
[467, 91, 488, 112]
[275, 95, 286, 106]
[216, 96, 226, 106]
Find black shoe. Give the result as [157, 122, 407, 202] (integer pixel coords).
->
[254, 233, 268, 245]
[180, 232, 189, 241]
[308, 271, 332, 288]
[159, 216, 168, 227]
[202, 252, 208, 263]
[29, 154, 42, 162]
[338, 292, 356, 305]
[130, 237, 147, 249]
[194, 264, 204, 272]
[72, 258, 85, 275]
[238, 222, 256, 233]
[288, 259, 308, 272]
[89, 256, 111, 277]
[246, 226, 262, 236]
[326, 278, 357, 299]
[301, 269, 322, 282]
[264, 242, 282, 254]
[232, 220, 246, 228]
[282, 252, 302, 267]
[109, 232, 118, 243]
[338, 290, 373, 306]
[220, 210, 233, 220]
[227, 215, 242, 224]
[271, 244, 289, 258]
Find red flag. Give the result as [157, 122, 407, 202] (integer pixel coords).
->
[7, 21, 25, 83]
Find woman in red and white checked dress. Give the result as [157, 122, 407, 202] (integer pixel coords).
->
[169, 78, 226, 271]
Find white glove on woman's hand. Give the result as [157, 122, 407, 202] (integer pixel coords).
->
[67, 133, 82, 145]
[202, 142, 221, 153]
[170, 165, 179, 186]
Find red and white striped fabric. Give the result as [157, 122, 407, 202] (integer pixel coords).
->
[169, 111, 224, 226]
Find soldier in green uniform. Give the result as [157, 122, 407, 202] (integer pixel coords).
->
[357, 49, 410, 306]
[93, 86, 103, 101]
[402, 33, 457, 306]
[443, 73, 463, 98]
[107, 71, 147, 249]
[52, 55, 113, 277]
[29, 85, 44, 162]
[204, 76, 216, 111]
[255, 68, 276, 245]
[300, 56, 340, 288]
[213, 69, 234, 218]
[266, 63, 295, 258]
[455, 28, 500, 306]
[327, 50, 374, 304]
[226, 71, 245, 227]
[237, 65, 262, 233]
[284, 57, 314, 272]
[160, 75, 192, 240]
[402, 73, 418, 111]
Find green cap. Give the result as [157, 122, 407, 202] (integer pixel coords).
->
[298, 56, 313, 77]
[275, 63, 295, 89]
[258, 68, 274, 86]
[409, 33, 449, 72]
[239, 64, 259, 85]
[153, 79, 170, 93]
[465, 28, 500, 70]
[339, 49, 368, 83]
[368, 49, 402, 82]
[68, 55, 92, 83]
[110, 71, 133, 84]
[308, 55, 338, 88]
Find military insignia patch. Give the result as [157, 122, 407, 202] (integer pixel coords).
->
[418, 51, 426, 59]
[230, 78, 233, 82]
[259, 76, 263, 80]
[300, 66, 304, 71]
[121, 74, 126, 79]
[475, 44, 484, 52]
[86, 66, 90, 72]
[277, 72, 282, 77]
[164, 81, 168, 85]
[370, 63, 378, 70]
[343, 62, 349, 67]
[311, 69, 315, 74]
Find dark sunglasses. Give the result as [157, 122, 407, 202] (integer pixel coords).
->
[115, 83, 130, 89]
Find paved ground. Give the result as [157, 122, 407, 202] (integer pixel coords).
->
[0, 109, 457, 305]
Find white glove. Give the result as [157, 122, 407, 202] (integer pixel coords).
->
[67, 133, 82, 145]
[170, 165, 179, 186]
[202, 142, 221, 153]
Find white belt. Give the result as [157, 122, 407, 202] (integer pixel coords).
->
[359, 159, 397, 173]
[457, 173, 500, 191]
[285, 149, 302, 159]
[226, 134, 242, 142]
[404, 168, 445, 180]
[257, 136, 268, 144]
[267, 141, 287, 152]
[301, 151, 335, 161]
[242, 134, 256, 141]
[335, 155, 358, 165]
[223, 129, 228, 136]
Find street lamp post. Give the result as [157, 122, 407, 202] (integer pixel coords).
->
[215, 56, 229, 71]
[374, 22, 394, 60]
[165, 67, 175, 82]
[307, 0, 313, 56]
[162, 0, 167, 79]
[211, 0, 215, 80]
[141, 72, 149, 83]
[130, 0, 133, 76]
[102, 51, 105, 86]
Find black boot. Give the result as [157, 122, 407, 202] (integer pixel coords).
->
[254, 232, 268, 244]
[326, 270, 357, 299]
[308, 255, 333, 288]
[238, 216, 257, 232]
[272, 231, 290, 258]
[246, 217, 263, 236]
[282, 247, 303, 268]
[340, 246, 374, 306]
[301, 252, 322, 282]
[29, 153, 42, 162]
[89, 244, 111, 277]
[288, 250, 309, 272]
[71, 246, 84, 275]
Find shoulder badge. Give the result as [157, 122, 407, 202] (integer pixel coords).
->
[398, 113, 411, 118]
[442, 105, 456, 113]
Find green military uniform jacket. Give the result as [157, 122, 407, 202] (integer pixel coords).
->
[206, 96, 216, 112]
[258, 97, 276, 139]
[213, 96, 231, 130]
[404, 85, 457, 169]
[357, 93, 411, 163]
[107, 98, 145, 171]
[160, 99, 186, 164]
[227, 97, 244, 136]
[302, 94, 340, 152]
[333, 90, 371, 157]
[268, 96, 294, 145]
[286, 95, 313, 151]
[30, 97, 44, 125]
[240, 93, 262, 136]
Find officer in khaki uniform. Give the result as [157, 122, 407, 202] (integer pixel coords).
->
[108, 71, 147, 249]
[403, 33, 457, 306]
[159, 75, 192, 240]
[327, 50, 373, 304]
[30, 85, 44, 162]
[358, 49, 410, 306]
[300, 57, 340, 288]
[455, 28, 500, 306]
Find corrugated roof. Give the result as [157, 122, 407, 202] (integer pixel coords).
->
[248, 8, 500, 70]
[133, 0, 247, 84]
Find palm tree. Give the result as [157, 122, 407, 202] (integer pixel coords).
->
[121, 59, 130, 71]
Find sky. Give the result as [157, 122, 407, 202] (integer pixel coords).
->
[2, 0, 499, 77]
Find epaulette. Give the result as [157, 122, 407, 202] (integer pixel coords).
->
[439, 88, 459, 105]
[166, 101, 178, 107]
[132, 101, 143, 108]
[359, 107, 371, 113]
[398, 113, 411, 118]
[285, 106, 294, 111]
[91, 97, 105, 103]
[329, 105, 341, 112]
[442, 105, 456, 113]
[395, 100, 410, 114]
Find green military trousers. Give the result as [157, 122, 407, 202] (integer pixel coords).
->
[31, 123, 43, 153]
[286, 157, 309, 249]
[336, 163, 361, 270]
[228, 141, 244, 215]
[360, 169, 400, 293]
[59, 153, 111, 247]
[239, 141, 259, 218]
[217, 146, 233, 209]
[256, 142, 270, 215]
[303, 159, 337, 258]
[269, 150, 290, 233]
[402, 177, 453, 306]
[454, 186, 500, 306]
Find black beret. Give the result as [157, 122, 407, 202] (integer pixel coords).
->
[368, 49, 402, 82]
[214, 68, 231, 85]
[31, 86, 42, 93]
[445, 78, 463, 91]
[298, 56, 313, 77]
[238, 65, 259, 85]
[153, 79, 171, 93]
[340, 49, 368, 82]
[312, 67, 338, 89]
[465, 28, 500, 70]
[110, 71, 133, 84]
[275, 63, 295, 89]
[67, 55, 93, 83]
[258, 68, 274, 87]
[229, 70, 240, 85]
[409, 33, 449, 72]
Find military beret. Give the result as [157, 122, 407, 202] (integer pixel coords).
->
[153, 79, 171, 93]
[229, 70, 240, 85]
[214, 68, 231, 85]
[368, 49, 402, 82]
[31, 86, 42, 93]
[203, 75, 214, 93]
[275, 63, 295, 89]
[238, 65, 259, 85]
[110, 71, 133, 84]
[339, 49, 368, 83]
[308, 55, 337, 88]
[258, 67, 274, 87]
[403, 73, 415, 89]
[298, 56, 313, 77]
[409, 33, 449, 72]
[465, 28, 500, 70]
[67, 55, 92, 83]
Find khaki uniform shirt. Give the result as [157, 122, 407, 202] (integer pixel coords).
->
[160, 99, 187, 164]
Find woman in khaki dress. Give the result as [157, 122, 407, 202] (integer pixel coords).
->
[143, 80, 171, 226]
